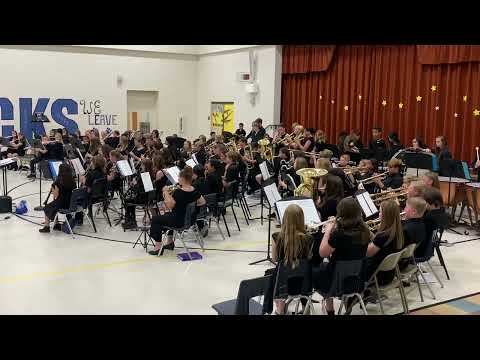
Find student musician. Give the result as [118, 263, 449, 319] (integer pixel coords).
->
[314, 198, 371, 316]
[274, 147, 291, 180]
[421, 171, 440, 189]
[293, 127, 315, 152]
[278, 156, 308, 196]
[244, 143, 263, 194]
[422, 187, 449, 246]
[117, 135, 130, 157]
[129, 137, 147, 166]
[222, 151, 240, 189]
[355, 159, 376, 193]
[386, 132, 404, 160]
[315, 174, 344, 221]
[337, 154, 351, 168]
[406, 181, 426, 199]
[313, 129, 327, 152]
[28, 133, 64, 179]
[39, 163, 76, 233]
[428, 135, 452, 161]
[235, 123, 246, 138]
[80, 155, 106, 193]
[344, 129, 363, 154]
[123, 158, 156, 230]
[192, 141, 207, 166]
[268, 204, 313, 315]
[272, 126, 288, 155]
[180, 140, 193, 161]
[1, 132, 27, 169]
[84, 137, 102, 167]
[192, 164, 210, 195]
[368, 126, 387, 162]
[148, 167, 206, 256]
[373, 158, 404, 190]
[411, 137, 428, 151]
[337, 130, 348, 155]
[246, 119, 266, 145]
[402, 197, 427, 254]
[106, 150, 123, 195]
[205, 158, 224, 194]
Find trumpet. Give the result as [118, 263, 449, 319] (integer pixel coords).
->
[226, 139, 238, 153]
[306, 217, 336, 234]
[371, 189, 408, 204]
[358, 171, 388, 184]
[163, 185, 178, 195]
[366, 211, 406, 232]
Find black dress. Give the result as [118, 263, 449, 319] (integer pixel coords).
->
[44, 180, 74, 220]
[366, 233, 399, 285]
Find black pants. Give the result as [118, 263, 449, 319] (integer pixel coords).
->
[30, 156, 45, 175]
[149, 213, 179, 241]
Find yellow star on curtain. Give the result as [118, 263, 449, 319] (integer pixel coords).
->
[344, 105, 349, 111]
[463, 95, 468, 102]
[474, 109, 480, 117]
[431, 85, 437, 92]
[454, 113, 459, 118]
[381, 100, 387, 106]
[399, 102, 404, 109]
[358, 95, 362, 100]
[416, 96, 422, 102]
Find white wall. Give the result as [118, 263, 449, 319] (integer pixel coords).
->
[194, 45, 282, 137]
[0, 46, 197, 138]
[0, 45, 282, 141]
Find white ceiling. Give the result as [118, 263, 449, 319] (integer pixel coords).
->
[73, 45, 258, 55]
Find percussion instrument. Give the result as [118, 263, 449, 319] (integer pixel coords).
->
[465, 182, 480, 224]
[438, 176, 470, 208]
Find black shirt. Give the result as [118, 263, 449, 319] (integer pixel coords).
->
[206, 172, 223, 194]
[105, 137, 120, 149]
[318, 198, 338, 222]
[224, 164, 239, 183]
[403, 218, 426, 247]
[235, 129, 246, 137]
[53, 178, 74, 209]
[85, 168, 105, 189]
[328, 229, 368, 264]
[383, 173, 403, 189]
[47, 142, 64, 160]
[194, 150, 207, 166]
[437, 148, 452, 161]
[300, 136, 315, 152]
[171, 188, 201, 218]
[368, 138, 387, 161]
[387, 143, 404, 160]
[420, 208, 449, 256]
[132, 147, 146, 159]
[368, 232, 399, 285]
[193, 178, 210, 195]
[246, 127, 266, 145]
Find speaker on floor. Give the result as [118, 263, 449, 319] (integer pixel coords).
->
[0, 196, 12, 214]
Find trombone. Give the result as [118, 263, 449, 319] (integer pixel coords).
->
[371, 188, 408, 204]
[366, 211, 406, 232]
[357, 171, 388, 184]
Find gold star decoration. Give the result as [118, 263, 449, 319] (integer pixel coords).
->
[474, 109, 480, 117]
[319, 95, 323, 100]
[463, 95, 468, 102]
[431, 85, 437, 92]
[398, 102, 404, 109]
[381, 99, 387, 107]
[331, 99, 335, 104]
[454, 113, 459, 118]
[344, 105, 349, 111]
[358, 95, 362, 100]
[435, 106, 440, 111]
[416, 96, 422, 102]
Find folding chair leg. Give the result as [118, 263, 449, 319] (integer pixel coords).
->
[104, 207, 112, 227]
[179, 232, 192, 260]
[435, 245, 450, 280]
[231, 205, 241, 231]
[85, 211, 96, 232]
[194, 228, 205, 251]
[338, 296, 345, 315]
[414, 271, 424, 302]
[65, 219, 75, 239]
[356, 294, 368, 315]
[215, 219, 226, 241]
[374, 279, 385, 315]
[237, 199, 250, 225]
[426, 261, 444, 288]
[221, 214, 231, 237]
[417, 265, 436, 300]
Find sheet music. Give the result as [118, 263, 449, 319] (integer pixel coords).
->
[70, 158, 85, 176]
[263, 182, 282, 208]
[355, 191, 378, 218]
[76, 148, 85, 164]
[129, 157, 137, 174]
[117, 160, 133, 177]
[275, 199, 321, 225]
[186, 159, 196, 168]
[0, 158, 15, 167]
[164, 166, 180, 184]
[192, 153, 199, 165]
[0, 147, 7, 152]
[259, 161, 270, 181]
[49, 161, 63, 180]
[141, 172, 154, 192]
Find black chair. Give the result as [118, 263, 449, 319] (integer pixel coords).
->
[217, 180, 240, 237]
[212, 275, 271, 315]
[159, 202, 204, 259]
[268, 259, 314, 315]
[200, 193, 226, 240]
[316, 259, 368, 315]
[53, 188, 90, 239]
[433, 228, 450, 280]
[415, 228, 446, 288]
[235, 172, 251, 225]
[88, 177, 112, 232]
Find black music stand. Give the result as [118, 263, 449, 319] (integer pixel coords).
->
[439, 159, 469, 235]
[402, 151, 436, 177]
[249, 178, 277, 266]
[33, 160, 51, 212]
[133, 191, 156, 251]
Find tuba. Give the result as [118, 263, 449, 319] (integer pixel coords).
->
[294, 168, 328, 197]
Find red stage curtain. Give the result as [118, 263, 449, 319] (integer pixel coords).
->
[282, 45, 336, 74]
[281, 45, 480, 161]
[417, 45, 480, 65]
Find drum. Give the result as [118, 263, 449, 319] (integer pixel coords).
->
[438, 176, 470, 207]
[465, 182, 480, 222]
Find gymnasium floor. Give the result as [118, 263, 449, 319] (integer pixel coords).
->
[1, 170, 480, 315]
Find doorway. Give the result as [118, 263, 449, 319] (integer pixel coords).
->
[127, 90, 159, 133]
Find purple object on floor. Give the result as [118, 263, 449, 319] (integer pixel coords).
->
[177, 252, 203, 261]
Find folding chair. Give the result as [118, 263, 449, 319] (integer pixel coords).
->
[197, 195, 226, 240]
[415, 228, 445, 290]
[398, 244, 431, 302]
[365, 250, 409, 315]
[433, 228, 450, 280]
[217, 180, 240, 237]
[88, 177, 112, 232]
[159, 202, 204, 260]
[212, 275, 271, 315]
[53, 188, 93, 239]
